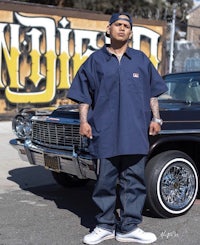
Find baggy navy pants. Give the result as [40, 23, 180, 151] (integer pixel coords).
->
[93, 155, 146, 233]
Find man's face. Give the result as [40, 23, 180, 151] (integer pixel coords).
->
[107, 15, 132, 42]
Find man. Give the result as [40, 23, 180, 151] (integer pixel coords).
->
[67, 12, 167, 244]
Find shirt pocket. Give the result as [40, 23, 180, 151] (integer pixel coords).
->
[128, 76, 143, 93]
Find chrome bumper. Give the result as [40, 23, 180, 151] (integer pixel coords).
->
[9, 139, 97, 180]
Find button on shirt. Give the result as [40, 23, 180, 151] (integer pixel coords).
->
[67, 45, 168, 158]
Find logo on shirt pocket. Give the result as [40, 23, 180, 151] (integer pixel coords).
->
[133, 73, 139, 78]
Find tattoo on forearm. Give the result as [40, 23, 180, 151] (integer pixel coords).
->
[79, 103, 89, 123]
[150, 97, 160, 118]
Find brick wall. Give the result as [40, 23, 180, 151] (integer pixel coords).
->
[187, 6, 200, 47]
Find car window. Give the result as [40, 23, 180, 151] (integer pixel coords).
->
[159, 73, 200, 102]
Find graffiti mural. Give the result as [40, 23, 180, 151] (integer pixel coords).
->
[0, 3, 166, 114]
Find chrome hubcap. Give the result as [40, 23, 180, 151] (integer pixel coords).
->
[161, 162, 196, 211]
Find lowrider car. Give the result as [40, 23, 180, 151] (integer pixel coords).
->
[10, 71, 200, 218]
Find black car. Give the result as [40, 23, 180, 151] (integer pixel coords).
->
[10, 71, 200, 218]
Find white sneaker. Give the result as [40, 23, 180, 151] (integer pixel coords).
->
[83, 227, 115, 244]
[116, 227, 157, 244]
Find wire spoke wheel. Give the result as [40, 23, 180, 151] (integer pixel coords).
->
[159, 160, 197, 212]
[145, 150, 198, 218]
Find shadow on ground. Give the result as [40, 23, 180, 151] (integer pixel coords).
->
[8, 165, 98, 230]
[8, 165, 159, 229]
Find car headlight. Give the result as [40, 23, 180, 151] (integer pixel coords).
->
[12, 115, 32, 139]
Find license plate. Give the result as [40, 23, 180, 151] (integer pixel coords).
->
[44, 154, 60, 171]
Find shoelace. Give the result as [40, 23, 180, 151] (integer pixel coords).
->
[135, 228, 145, 234]
[93, 227, 112, 235]
[93, 228, 104, 234]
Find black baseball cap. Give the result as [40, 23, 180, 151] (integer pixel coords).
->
[106, 12, 133, 37]
[109, 12, 133, 29]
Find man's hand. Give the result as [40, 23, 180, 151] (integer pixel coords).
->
[149, 121, 161, 136]
[80, 122, 93, 139]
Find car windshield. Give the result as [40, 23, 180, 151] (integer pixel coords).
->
[159, 72, 200, 103]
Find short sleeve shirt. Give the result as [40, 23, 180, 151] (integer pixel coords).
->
[67, 45, 168, 158]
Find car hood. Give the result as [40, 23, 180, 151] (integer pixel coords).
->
[159, 100, 200, 111]
[20, 104, 79, 116]
[26, 104, 79, 123]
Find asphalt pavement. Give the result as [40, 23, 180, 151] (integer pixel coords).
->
[0, 121, 200, 245]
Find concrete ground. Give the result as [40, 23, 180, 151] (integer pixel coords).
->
[0, 121, 200, 245]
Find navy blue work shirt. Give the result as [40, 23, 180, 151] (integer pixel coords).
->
[67, 45, 168, 158]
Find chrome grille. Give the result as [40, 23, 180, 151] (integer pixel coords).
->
[31, 121, 81, 148]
